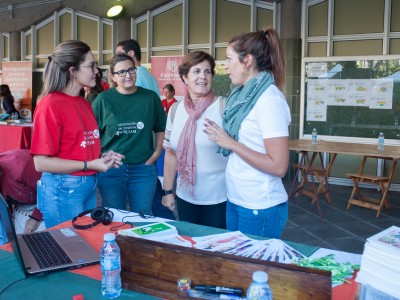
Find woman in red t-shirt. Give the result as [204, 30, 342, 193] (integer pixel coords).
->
[30, 40, 124, 228]
[161, 84, 178, 114]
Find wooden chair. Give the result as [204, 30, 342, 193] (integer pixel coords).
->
[291, 164, 332, 206]
[346, 155, 396, 217]
[288, 150, 334, 223]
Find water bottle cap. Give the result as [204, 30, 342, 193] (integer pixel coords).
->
[104, 233, 116, 241]
[252, 271, 268, 282]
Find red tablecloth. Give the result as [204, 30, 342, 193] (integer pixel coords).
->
[0, 124, 32, 152]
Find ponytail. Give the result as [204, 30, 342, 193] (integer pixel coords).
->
[228, 27, 285, 90]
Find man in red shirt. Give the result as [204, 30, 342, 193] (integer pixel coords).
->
[0, 149, 44, 233]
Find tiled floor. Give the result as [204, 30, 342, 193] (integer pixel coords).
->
[281, 180, 400, 254]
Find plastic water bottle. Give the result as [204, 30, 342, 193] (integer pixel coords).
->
[100, 233, 121, 299]
[246, 271, 273, 300]
[311, 128, 317, 145]
[377, 132, 384, 152]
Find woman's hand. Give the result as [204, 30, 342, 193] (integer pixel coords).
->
[102, 150, 125, 168]
[24, 218, 41, 233]
[91, 150, 125, 172]
[162, 194, 176, 211]
[203, 118, 235, 150]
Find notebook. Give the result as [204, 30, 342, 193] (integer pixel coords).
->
[0, 195, 100, 276]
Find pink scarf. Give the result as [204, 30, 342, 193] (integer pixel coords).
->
[176, 90, 216, 195]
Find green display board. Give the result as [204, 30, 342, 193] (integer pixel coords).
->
[302, 56, 400, 141]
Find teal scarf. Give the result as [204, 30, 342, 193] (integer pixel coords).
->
[218, 71, 274, 157]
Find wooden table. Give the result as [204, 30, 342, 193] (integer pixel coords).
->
[0, 124, 32, 153]
[288, 139, 400, 220]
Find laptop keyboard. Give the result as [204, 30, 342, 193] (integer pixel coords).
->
[22, 232, 73, 269]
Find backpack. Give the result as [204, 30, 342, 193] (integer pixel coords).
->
[169, 96, 226, 123]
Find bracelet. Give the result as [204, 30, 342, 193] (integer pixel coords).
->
[29, 215, 41, 222]
[83, 161, 88, 172]
[162, 189, 173, 196]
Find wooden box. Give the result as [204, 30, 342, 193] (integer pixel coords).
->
[116, 235, 331, 299]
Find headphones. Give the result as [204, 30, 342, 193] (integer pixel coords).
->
[72, 207, 114, 230]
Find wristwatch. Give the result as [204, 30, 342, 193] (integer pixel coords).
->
[162, 189, 174, 196]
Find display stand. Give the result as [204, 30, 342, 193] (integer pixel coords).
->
[116, 235, 332, 300]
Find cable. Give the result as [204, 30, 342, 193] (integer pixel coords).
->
[0, 277, 26, 297]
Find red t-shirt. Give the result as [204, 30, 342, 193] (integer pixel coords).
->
[161, 98, 178, 114]
[30, 92, 101, 176]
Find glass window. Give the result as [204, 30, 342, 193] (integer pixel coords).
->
[103, 53, 112, 66]
[188, 48, 210, 53]
[137, 21, 147, 49]
[153, 5, 182, 47]
[390, 39, 400, 54]
[77, 16, 98, 51]
[3, 35, 9, 58]
[391, 0, 400, 32]
[333, 40, 382, 56]
[152, 50, 182, 56]
[308, 1, 328, 37]
[103, 23, 112, 50]
[60, 12, 72, 42]
[26, 34, 32, 56]
[37, 22, 54, 55]
[37, 58, 47, 68]
[189, 0, 210, 44]
[308, 42, 327, 57]
[257, 7, 274, 30]
[216, 0, 250, 43]
[334, 0, 384, 35]
[141, 52, 148, 63]
[215, 47, 227, 61]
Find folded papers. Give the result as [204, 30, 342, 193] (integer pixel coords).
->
[356, 225, 400, 298]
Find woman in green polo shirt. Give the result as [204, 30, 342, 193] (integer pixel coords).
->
[92, 54, 166, 214]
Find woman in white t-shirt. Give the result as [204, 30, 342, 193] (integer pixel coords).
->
[162, 51, 228, 229]
[204, 27, 290, 238]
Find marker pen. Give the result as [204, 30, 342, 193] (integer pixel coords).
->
[194, 285, 243, 296]
[187, 290, 245, 300]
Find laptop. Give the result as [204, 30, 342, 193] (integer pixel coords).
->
[0, 195, 100, 276]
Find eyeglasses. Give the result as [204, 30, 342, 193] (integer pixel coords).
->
[112, 67, 136, 77]
[80, 62, 97, 72]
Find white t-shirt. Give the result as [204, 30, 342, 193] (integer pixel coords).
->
[166, 97, 228, 205]
[226, 85, 291, 209]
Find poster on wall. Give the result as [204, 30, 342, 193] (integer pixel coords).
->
[150, 56, 186, 102]
[2, 61, 33, 121]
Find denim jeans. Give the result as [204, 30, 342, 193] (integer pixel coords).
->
[37, 172, 97, 228]
[98, 163, 157, 214]
[226, 200, 288, 238]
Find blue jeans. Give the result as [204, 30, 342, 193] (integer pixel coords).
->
[37, 172, 97, 228]
[226, 200, 288, 239]
[98, 163, 157, 214]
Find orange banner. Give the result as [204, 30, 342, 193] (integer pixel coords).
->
[2, 61, 33, 121]
[150, 56, 186, 102]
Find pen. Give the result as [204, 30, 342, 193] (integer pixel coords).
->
[187, 290, 245, 300]
[194, 285, 243, 296]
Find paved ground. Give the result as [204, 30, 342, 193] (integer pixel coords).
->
[282, 180, 400, 254]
